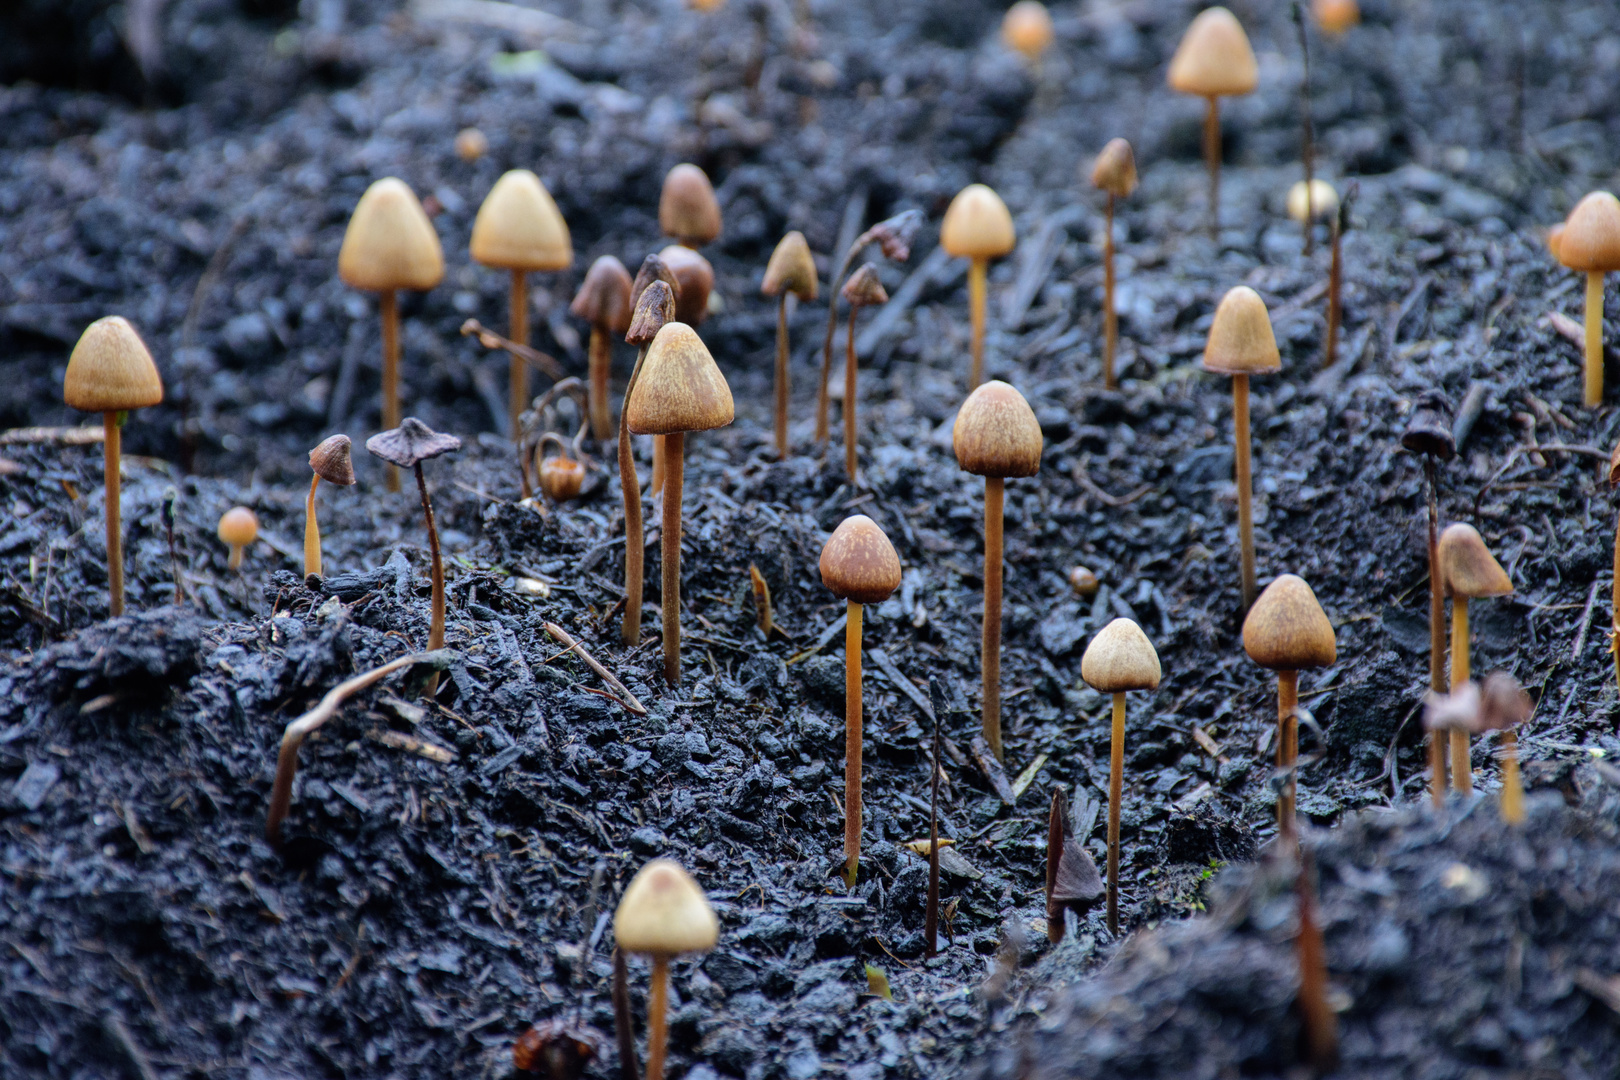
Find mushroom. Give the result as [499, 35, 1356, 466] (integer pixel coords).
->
[838, 265, 889, 480]
[1002, 1, 1053, 64]
[1478, 671, 1533, 824]
[658, 164, 722, 249]
[1242, 574, 1336, 841]
[953, 380, 1043, 761]
[624, 323, 735, 684]
[338, 178, 444, 492]
[619, 277, 679, 647]
[941, 185, 1016, 390]
[760, 231, 819, 460]
[1286, 178, 1338, 241]
[1167, 7, 1258, 236]
[1312, 0, 1359, 35]
[819, 514, 902, 886]
[305, 434, 356, 579]
[613, 859, 718, 1080]
[1090, 138, 1137, 390]
[453, 127, 488, 162]
[538, 435, 586, 503]
[217, 507, 259, 572]
[1438, 523, 1511, 794]
[570, 256, 634, 442]
[1548, 223, 1566, 262]
[1555, 191, 1620, 407]
[1401, 390, 1456, 805]
[1080, 617, 1161, 936]
[1044, 786, 1103, 943]
[1202, 286, 1281, 611]
[1068, 565, 1100, 598]
[62, 315, 163, 617]
[655, 245, 715, 328]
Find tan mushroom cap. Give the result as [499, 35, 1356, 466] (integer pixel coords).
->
[1168, 7, 1258, 98]
[625, 322, 734, 435]
[1081, 618, 1162, 694]
[659, 164, 723, 247]
[761, 231, 818, 300]
[470, 170, 573, 272]
[309, 434, 356, 485]
[217, 506, 259, 547]
[1558, 191, 1620, 273]
[570, 256, 634, 335]
[338, 178, 445, 292]
[840, 264, 888, 308]
[63, 316, 163, 413]
[658, 245, 715, 326]
[1091, 138, 1138, 198]
[819, 515, 902, 605]
[1313, 0, 1360, 34]
[1201, 286, 1281, 376]
[1002, 1, 1054, 60]
[941, 184, 1016, 260]
[613, 858, 719, 956]
[1439, 523, 1512, 599]
[1243, 574, 1337, 671]
[953, 380, 1043, 478]
[1287, 179, 1340, 223]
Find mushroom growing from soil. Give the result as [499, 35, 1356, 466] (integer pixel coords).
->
[1202, 286, 1281, 612]
[1002, 1, 1054, 64]
[1555, 191, 1620, 407]
[338, 177, 444, 492]
[659, 164, 722, 249]
[1402, 390, 1456, 805]
[62, 315, 164, 617]
[305, 434, 355, 579]
[538, 435, 586, 503]
[1478, 671, 1533, 825]
[624, 323, 735, 684]
[760, 231, 818, 460]
[613, 858, 718, 1080]
[1287, 178, 1338, 247]
[1091, 138, 1137, 390]
[1438, 523, 1512, 794]
[1313, 0, 1359, 35]
[819, 514, 902, 886]
[1243, 574, 1336, 842]
[1045, 786, 1104, 943]
[217, 507, 258, 572]
[570, 256, 634, 442]
[618, 277, 678, 647]
[941, 184, 1016, 390]
[1168, 7, 1259, 236]
[1081, 617, 1161, 936]
[838, 265, 889, 480]
[953, 380, 1043, 761]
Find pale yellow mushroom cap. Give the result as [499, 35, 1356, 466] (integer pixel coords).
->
[1002, 1, 1054, 60]
[63, 316, 163, 413]
[1439, 524, 1512, 599]
[1287, 179, 1340, 223]
[470, 170, 573, 272]
[217, 506, 259, 548]
[1201, 286, 1281, 376]
[1168, 7, 1258, 98]
[1081, 618, 1161, 693]
[338, 178, 445, 292]
[613, 858, 719, 956]
[941, 184, 1015, 260]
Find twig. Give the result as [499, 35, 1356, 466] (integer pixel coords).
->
[461, 319, 566, 381]
[1573, 577, 1604, 662]
[926, 678, 947, 959]
[1474, 442, 1609, 514]
[0, 426, 105, 446]
[1452, 381, 1487, 451]
[1075, 461, 1153, 507]
[543, 622, 647, 715]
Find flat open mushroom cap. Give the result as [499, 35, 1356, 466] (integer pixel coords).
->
[1090, 138, 1137, 198]
[217, 507, 258, 546]
[840, 264, 888, 308]
[1202, 286, 1281, 376]
[1558, 191, 1620, 273]
[625, 323, 734, 435]
[819, 515, 902, 604]
[658, 245, 715, 326]
[613, 858, 719, 957]
[940, 184, 1016, 260]
[1167, 7, 1258, 98]
[953, 380, 1042, 478]
[1401, 390, 1455, 461]
[1243, 574, 1337, 671]
[627, 280, 677, 347]
[659, 164, 723, 247]
[1081, 618, 1162, 693]
[310, 434, 356, 485]
[761, 231, 818, 300]
[1439, 523, 1512, 599]
[338, 178, 445, 292]
[1002, 1, 1054, 59]
[570, 256, 634, 335]
[470, 170, 573, 272]
[1287, 179, 1340, 223]
[365, 418, 462, 469]
[63, 316, 164, 412]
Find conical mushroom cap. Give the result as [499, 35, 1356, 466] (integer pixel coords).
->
[1202, 286, 1281, 376]
[627, 280, 677, 347]
[613, 859, 718, 957]
[1548, 224, 1566, 262]
[338, 178, 444, 292]
[1243, 574, 1336, 671]
[470, 170, 573, 272]
[1287, 179, 1340, 223]
[1558, 191, 1620, 273]
[1439, 523, 1512, 599]
[1167, 7, 1258, 98]
[309, 434, 356, 485]
[953, 380, 1042, 478]
[1081, 618, 1161, 693]
[941, 184, 1016, 260]
[761, 231, 818, 299]
[625, 323, 734, 435]
[840, 264, 888, 308]
[63, 316, 163, 412]
[1401, 390, 1455, 461]
[1090, 138, 1138, 198]
[819, 515, 902, 605]
[365, 417, 462, 469]
[570, 256, 634, 334]
[1002, 1, 1054, 60]
[659, 164, 722, 247]
[631, 253, 681, 310]
[658, 245, 715, 326]
[217, 506, 258, 546]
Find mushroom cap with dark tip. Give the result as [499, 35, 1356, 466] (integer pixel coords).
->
[658, 164, 723, 247]
[761, 231, 818, 300]
[658, 245, 715, 326]
[63, 316, 164, 413]
[1439, 523, 1512, 599]
[310, 435, 356, 485]
[1558, 191, 1620, 273]
[1167, 6, 1258, 98]
[613, 858, 718, 956]
[1401, 390, 1455, 461]
[624, 323, 734, 436]
[630, 253, 681, 310]
[1201, 286, 1281, 376]
[365, 418, 462, 469]
[627, 280, 678, 347]
[470, 170, 573, 272]
[952, 380, 1043, 478]
[338, 178, 445, 293]
[1090, 138, 1138, 198]
[217, 506, 259, 547]
[941, 184, 1016, 260]
[1081, 618, 1161, 693]
[570, 256, 634, 335]
[840, 264, 888, 308]
[819, 515, 902, 605]
[1478, 671, 1532, 732]
[1243, 574, 1337, 671]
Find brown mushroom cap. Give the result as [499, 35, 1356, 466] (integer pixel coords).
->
[571, 256, 634, 335]
[624, 323, 734, 436]
[631, 253, 681, 308]
[1439, 523, 1512, 599]
[840, 264, 888, 308]
[1201, 286, 1281, 376]
[539, 455, 585, 502]
[659, 164, 723, 247]
[613, 858, 719, 957]
[1478, 671, 1532, 732]
[310, 434, 356, 485]
[63, 316, 164, 413]
[627, 280, 678, 347]
[819, 515, 902, 605]
[761, 231, 818, 300]
[1558, 191, 1620, 273]
[1081, 618, 1162, 694]
[1167, 7, 1259, 98]
[953, 380, 1043, 478]
[1243, 574, 1337, 671]
[1002, 1, 1054, 59]
[658, 245, 716, 326]
[470, 170, 573, 272]
[1401, 390, 1456, 461]
[940, 184, 1016, 260]
[1090, 138, 1138, 198]
[338, 178, 445, 293]
[365, 417, 462, 469]
[217, 506, 259, 547]
[1313, 0, 1360, 34]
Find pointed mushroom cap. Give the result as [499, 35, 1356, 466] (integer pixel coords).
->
[365, 417, 462, 469]
[627, 280, 678, 347]
[338, 178, 445, 292]
[469, 170, 573, 272]
[1167, 7, 1259, 98]
[659, 164, 723, 247]
[309, 434, 356, 485]
[761, 231, 818, 300]
[1201, 286, 1281, 376]
[1090, 138, 1138, 198]
[1439, 523, 1512, 599]
[624, 323, 734, 435]
[940, 184, 1016, 260]
[1081, 618, 1162, 693]
[613, 858, 719, 956]
[1558, 191, 1620, 273]
[1002, 1, 1054, 59]
[63, 316, 164, 412]
[953, 380, 1043, 478]
[819, 515, 902, 605]
[217, 506, 258, 547]
[1478, 671, 1532, 732]
[840, 264, 888, 308]
[1287, 179, 1340, 223]
[570, 256, 634, 335]
[1051, 838, 1104, 908]
[1243, 574, 1337, 671]
[1401, 390, 1456, 461]
[658, 245, 715, 326]
[631, 253, 682, 308]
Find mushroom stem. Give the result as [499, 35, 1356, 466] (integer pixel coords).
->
[844, 307, 858, 480]
[1233, 373, 1257, 611]
[774, 295, 790, 459]
[304, 474, 322, 579]
[645, 953, 671, 1080]
[968, 257, 988, 389]
[228, 543, 245, 572]
[510, 269, 530, 441]
[612, 947, 637, 1080]
[650, 438, 665, 497]
[588, 325, 612, 442]
[843, 599, 863, 888]
[415, 461, 446, 698]
[1424, 460, 1448, 807]
[1501, 728, 1524, 824]
[660, 432, 685, 684]
[818, 246, 862, 444]
[1586, 270, 1605, 408]
[1325, 215, 1342, 367]
[103, 411, 124, 617]
[1278, 668, 1299, 842]
[1103, 193, 1118, 390]
[381, 289, 401, 492]
[620, 345, 650, 646]
[982, 475, 1005, 760]
[1203, 95, 1221, 238]
[1297, 850, 1338, 1070]
[1450, 598, 1472, 793]
[1106, 690, 1125, 936]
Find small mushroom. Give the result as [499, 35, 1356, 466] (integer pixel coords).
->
[612, 859, 718, 1080]
[538, 435, 586, 503]
[453, 127, 488, 162]
[838, 265, 889, 480]
[1068, 565, 1100, 598]
[305, 434, 356, 579]
[761, 231, 819, 460]
[1312, 0, 1359, 35]
[1287, 178, 1338, 232]
[1438, 523, 1512, 794]
[1478, 671, 1533, 824]
[1167, 7, 1259, 236]
[571, 256, 634, 442]
[1001, 1, 1054, 64]
[1090, 138, 1137, 390]
[658, 164, 722, 249]
[1045, 787, 1103, 943]
[217, 507, 259, 572]
[941, 184, 1016, 390]
[1402, 390, 1455, 806]
[1555, 191, 1620, 407]
[655, 245, 715, 328]
[618, 278, 678, 648]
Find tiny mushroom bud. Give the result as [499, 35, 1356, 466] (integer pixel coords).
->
[1168, 7, 1259, 234]
[218, 507, 259, 572]
[538, 435, 586, 503]
[657, 244, 716, 327]
[941, 184, 1016, 389]
[1403, 388, 1455, 805]
[511, 1019, 602, 1080]
[1439, 523, 1511, 795]
[658, 163, 723, 249]
[1312, 0, 1359, 35]
[1478, 671, 1533, 825]
[761, 231, 819, 459]
[1556, 191, 1620, 407]
[838, 265, 889, 480]
[453, 127, 488, 161]
[571, 256, 634, 441]
[1001, 1, 1054, 63]
[618, 278, 679, 648]
[305, 434, 356, 579]
[1069, 565, 1100, 598]
[1287, 178, 1339, 225]
[1090, 138, 1137, 388]
[613, 859, 718, 1080]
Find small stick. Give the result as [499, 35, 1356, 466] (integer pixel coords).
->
[544, 621, 647, 715]
[0, 425, 105, 445]
[612, 947, 637, 1080]
[1424, 459, 1448, 806]
[926, 679, 943, 958]
[459, 318, 567, 381]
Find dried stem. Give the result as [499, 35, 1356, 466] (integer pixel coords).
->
[660, 432, 685, 684]
[381, 289, 401, 492]
[844, 307, 859, 480]
[1234, 374, 1256, 611]
[1046, 788, 1065, 944]
[925, 687, 942, 958]
[982, 476, 1005, 760]
[509, 269, 529, 441]
[818, 243, 865, 443]
[1425, 460, 1448, 806]
[1103, 193, 1118, 390]
[1106, 691, 1125, 936]
[774, 295, 790, 459]
[304, 474, 322, 578]
[543, 622, 647, 714]
[588, 325, 612, 442]
[1295, 1, 1316, 256]
[620, 345, 649, 646]
[1279, 669, 1299, 844]
[968, 257, 988, 389]
[415, 462, 446, 699]
[1451, 598, 1473, 792]
[1586, 270, 1605, 408]
[1296, 849, 1338, 1071]
[844, 600, 863, 888]
[104, 412, 123, 616]
[1325, 217, 1342, 366]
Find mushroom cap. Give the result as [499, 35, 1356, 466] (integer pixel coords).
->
[1558, 191, 1620, 272]
[539, 455, 585, 502]
[365, 417, 462, 469]
[940, 184, 1016, 260]
[338, 178, 445, 292]
[1423, 682, 1480, 734]
[1243, 574, 1337, 671]
[1313, 0, 1360, 34]
[819, 515, 902, 604]
[761, 231, 818, 300]
[217, 506, 259, 547]
[1287, 179, 1340, 223]
[658, 164, 723, 247]
[570, 256, 634, 335]
[1201, 286, 1281, 376]
[1002, 1, 1054, 59]
[1167, 7, 1258, 98]
[63, 316, 164, 413]
[631, 253, 681, 308]
[470, 170, 573, 272]
[613, 858, 719, 957]
[1547, 223, 1565, 262]
[953, 380, 1043, 478]
[1081, 618, 1162, 694]
[1090, 138, 1138, 198]
[1439, 523, 1512, 599]
[658, 245, 715, 326]
[1478, 671, 1532, 732]
[309, 434, 356, 485]
[840, 264, 889, 308]
[624, 323, 734, 435]
[1401, 390, 1455, 461]
[627, 280, 678, 347]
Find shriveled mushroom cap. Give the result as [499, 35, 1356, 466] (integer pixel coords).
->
[1242, 574, 1337, 671]
[761, 231, 818, 300]
[658, 245, 715, 326]
[338, 178, 445, 292]
[217, 506, 259, 547]
[1090, 138, 1137, 198]
[953, 380, 1042, 478]
[840, 264, 888, 308]
[1439, 523, 1511, 599]
[1401, 390, 1455, 461]
[570, 256, 634, 335]
[470, 170, 573, 272]
[1287, 179, 1340, 223]
[624, 323, 734, 435]
[63, 316, 163, 412]
[1201, 286, 1281, 376]
[1167, 7, 1258, 98]
[819, 515, 902, 605]
[310, 434, 356, 485]
[1002, 1, 1054, 60]
[940, 184, 1016, 260]
[1478, 671, 1532, 732]
[1081, 618, 1161, 694]
[613, 858, 718, 957]
[1558, 191, 1620, 273]
[627, 280, 677, 347]
[631, 253, 681, 311]
[365, 417, 462, 469]
[659, 164, 723, 247]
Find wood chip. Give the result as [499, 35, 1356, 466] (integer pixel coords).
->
[1192, 726, 1228, 763]
[369, 728, 455, 763]
[1009, 753, 1048, 799]
[970, 734, 1017, 807]
[936, 845, 983, 881]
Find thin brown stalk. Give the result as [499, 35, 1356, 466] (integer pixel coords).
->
[1325, 218, 1342, 367]
[1425, 460, 1448, 806]
[414, 462, 445, 699]
[1204, 96, 1221, 239]
[661, 433, 685, 684]
[646, 955, 671, 1080]
[1451, 599, 1472, 792]
[104, 412, 123, 616]
[774, 295, 790, 459]
[1103, 193, 1118, 390]
[612, 947, 636, 1080]
[509, 269, 529, 441]
[543, 621, 647, 715]
[844, 600, 863, 887]
[1279, 669, 1299, 844]
[982, 476, 1005, 760]
[1234, 374, 1256, 611]
[620, 345, 649, 646]
[304, 474, 322, 578]
[381, 289, 400, 492]
[588, 326, 612, 442]
[1106, 691, 1124, 935]
[844, 308, 858, 479]
[968, 258, 987, 389]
